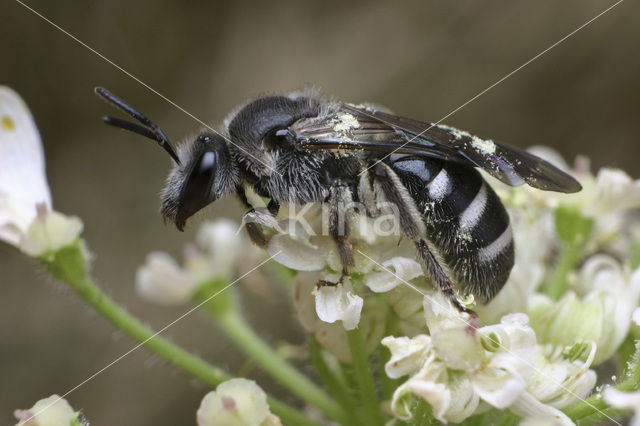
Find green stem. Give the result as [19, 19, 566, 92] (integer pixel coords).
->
[494, 411, 519, 426]
[380, 307, 401, 401]
[42, 245, 317, 426]
[212, 307, 346, 423]
[346, 328, 385, 426]
[547, 206, 593, 300]
[309, 338, 360, 425]
[545, 241, 583, 300]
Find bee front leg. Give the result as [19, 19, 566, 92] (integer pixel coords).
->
[237, 187, 280, 248]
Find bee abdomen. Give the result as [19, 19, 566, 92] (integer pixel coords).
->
[391, 156, 514, 302]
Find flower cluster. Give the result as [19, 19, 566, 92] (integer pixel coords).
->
[252, 146, 640, 423]
[383, 294, 595, 424]
[136, 219, 251, 305]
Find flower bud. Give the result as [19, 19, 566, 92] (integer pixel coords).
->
[13, 395, 82, 426]
[196, 379, 279, 426]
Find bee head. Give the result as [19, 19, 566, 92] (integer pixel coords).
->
[161, 132, 239, 231]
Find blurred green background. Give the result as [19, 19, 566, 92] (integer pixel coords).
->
[1, 1, 638, 424]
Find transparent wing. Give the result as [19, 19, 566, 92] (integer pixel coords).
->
[289, 103, 581, 193]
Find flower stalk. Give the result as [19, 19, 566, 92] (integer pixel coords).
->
[195, 280, 346, 423]
[546, 206, 593, 300]
[309, 338, 360, 425]
[346, 328, 386, 426]
[40, 242, 316, 426]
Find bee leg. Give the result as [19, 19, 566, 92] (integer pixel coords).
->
[331, 181, 355, 279]
[373, 163, 476, 317]
[267, 199, 280, 215]
[415, 240, 478, 318]
[317, 181, 355, 288]
[236, 187, 277, 249]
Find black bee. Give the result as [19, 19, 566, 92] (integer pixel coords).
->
[95, 87, 581, 314]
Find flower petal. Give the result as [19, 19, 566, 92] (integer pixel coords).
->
[0, 86, 52, 246]
[400, 359, 452, 422]
[267, 220, 329, 271]
[585, 168, 640, 217]
[603, 387, 640, 411]
[633, 307, 640, 326]
[197, 219, 244, 276]
[19, 206, 83, 257]
[364, 256, 423, 293]
[381, 335, 432, 378]
[424, 292, 485, 371]
[314, 278, 363, 330]
[471, 355, 527, 409]
[510, 391, 575, 426]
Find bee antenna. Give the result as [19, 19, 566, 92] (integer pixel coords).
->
[95, 87, 181, 165]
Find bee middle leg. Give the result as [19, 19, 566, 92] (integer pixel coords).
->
[318, 180, 355, 287]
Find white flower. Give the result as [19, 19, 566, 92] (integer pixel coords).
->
[603, 387, 640, 426]
[0, 86, 51, 247]
[136, 251, 200, 305]
[633, 307, 640, 326]
[529, 255, 640, 365]
[313, 275, 363, 330]
[136, 219, 245, 305]
[19, 205, 83, 258]
[0, 86, 82, 257]
[197, 378, 280, 426]
[385, 284, 428, 336]
[267, 218, 330, 271]
[527, 342, 597, 409]
[382, 334, 430, 380]
[583, 168, 640, 218]
[197, 219, 245, 278]
[265, 206, 421, 331]
[384, 293, 591, 424]
[13, 394, 80, 426]
[293, 272, 384, 362]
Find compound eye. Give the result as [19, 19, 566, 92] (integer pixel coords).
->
[197, 134, 213, 144]
[263, 127, 292, 150]
[176, 150, 217, 229]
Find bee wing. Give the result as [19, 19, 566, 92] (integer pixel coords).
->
[0, 86, 52, 244]
[290, 103, 581, 193]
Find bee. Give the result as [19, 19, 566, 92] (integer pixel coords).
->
[95, 87, 581, 314]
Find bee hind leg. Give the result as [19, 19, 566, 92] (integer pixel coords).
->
[373, 162, 477, 317]
[415, 240, 478, 318]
